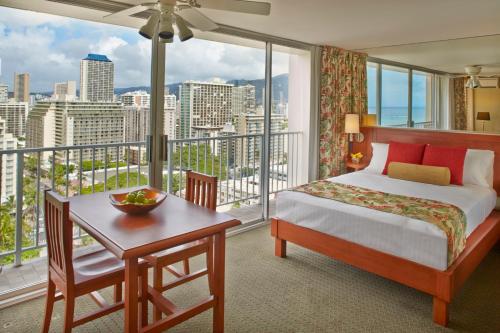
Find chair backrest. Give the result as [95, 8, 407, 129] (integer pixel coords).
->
[185, 170, 217, 211]
[44, 190, 74, 282]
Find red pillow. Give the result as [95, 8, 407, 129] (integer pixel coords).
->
[422, 145, 467, 185]
[382, 141, 427, 175]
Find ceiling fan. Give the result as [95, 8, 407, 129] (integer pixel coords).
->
[453, 65, 500, 88]
[104, 0, 271, 43]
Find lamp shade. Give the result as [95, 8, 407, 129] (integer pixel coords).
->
[477, 112, 490, 121]
[345, 114, 360, 134]
[176, 15, 193, 42]
[139, 13, 159, 39]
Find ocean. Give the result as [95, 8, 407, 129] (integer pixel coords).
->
[368, 106, 428, 126]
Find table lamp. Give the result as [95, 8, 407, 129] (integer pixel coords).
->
[345, 114, 360, 154]
[476, 112, 490, 132]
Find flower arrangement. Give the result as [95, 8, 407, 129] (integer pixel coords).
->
[350, 152, 363, 164]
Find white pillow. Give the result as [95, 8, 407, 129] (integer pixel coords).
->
[364, 143, 389, 174]
[462, 149, 494, 188]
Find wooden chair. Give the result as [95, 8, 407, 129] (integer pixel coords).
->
[144, 170, 217, 321]
[42, 190, 149, 333]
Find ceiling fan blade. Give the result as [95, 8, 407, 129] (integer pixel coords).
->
[103, 3, 154, 19]
[177, 7, 219, 31]
[196, 0, 271, 15]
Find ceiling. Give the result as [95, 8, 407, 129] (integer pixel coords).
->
[364, 35, 500, 75]
[1, 0, 500, 75]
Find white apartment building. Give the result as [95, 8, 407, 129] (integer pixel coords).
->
[232, 84, 256, 116]
[53, 81, 77, 101]
[179, 80, 233, 139]
[0, 102, 28, 138]
[124, 106, 148, 143]
[0, 117, 18, 202]
[236, 107, 286, 166]
[80, 54, 114, 102]
[0, 83, 7, 102]
[120, 90, 150, 107]
[26, 101, 124, 161]
[164, 94, 177, 139]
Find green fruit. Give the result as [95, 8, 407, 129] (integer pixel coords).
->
[145, 198, 156, 205]
[126, 193, 136, 203]
[135, 194, 145, 203]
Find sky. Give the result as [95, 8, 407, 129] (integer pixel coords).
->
[368, 64, 428, 108]
[0, 6, 289, 92]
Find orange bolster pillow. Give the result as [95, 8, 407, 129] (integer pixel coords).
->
[387, 162, 451, 186]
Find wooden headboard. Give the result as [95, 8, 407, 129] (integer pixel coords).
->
[353, 126, 500, 195]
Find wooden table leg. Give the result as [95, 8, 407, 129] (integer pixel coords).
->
[124, 257, 139, 333]
[213, 231, 226, 333]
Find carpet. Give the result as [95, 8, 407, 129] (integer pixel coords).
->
[0, 225, 499, 332]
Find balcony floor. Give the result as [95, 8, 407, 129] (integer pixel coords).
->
[0, 200, 274, 299]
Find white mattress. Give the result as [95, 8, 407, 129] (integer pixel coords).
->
[276, 171, 497, 271]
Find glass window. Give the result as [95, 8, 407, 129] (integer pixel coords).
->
[271, 45, 311, 195]
[412, 71, 434, 128]
[367, 62, 377, 115]
[381, 65, 409, 127]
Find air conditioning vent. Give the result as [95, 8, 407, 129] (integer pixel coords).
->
[46, 0, 129, 14]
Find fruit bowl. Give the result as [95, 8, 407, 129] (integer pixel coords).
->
[109, 188, 167, 215]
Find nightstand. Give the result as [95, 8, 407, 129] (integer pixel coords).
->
[345, 160, 369, 172]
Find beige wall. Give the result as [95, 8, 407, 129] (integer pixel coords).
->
[472, 88, 500, 133]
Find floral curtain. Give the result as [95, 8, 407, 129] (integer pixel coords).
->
[453, 77, 467, 130]
[319, 46, 367, 178]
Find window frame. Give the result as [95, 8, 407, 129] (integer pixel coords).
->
[367, 57, 446, 129]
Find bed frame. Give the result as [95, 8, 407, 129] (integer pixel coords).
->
[271, 127, 500, 327]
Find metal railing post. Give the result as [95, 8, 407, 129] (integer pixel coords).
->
[167, 140, 174, 193]
[14, 152, 24, 266]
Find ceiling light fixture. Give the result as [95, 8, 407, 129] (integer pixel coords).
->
[466, 76, 481, 89]
[175, 15, 194, 42]
[138, 12, 160, 39]
[158, 11, 174, 39]
[138, 4, 194, 44]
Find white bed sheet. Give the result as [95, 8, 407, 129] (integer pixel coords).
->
[276, 171, 497, 271]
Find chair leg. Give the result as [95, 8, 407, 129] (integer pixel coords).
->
[206, 238, 214, 295]
[63, 293, 75, 333]
[114, 282, 122, 303]
[42, 278, 56, 333]
[153, 265, 163, 322]
[140, 266, 148, 328]
[182, 258, 190, 275]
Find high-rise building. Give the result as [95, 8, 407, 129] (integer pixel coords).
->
[0, 102, 28, 138]
[124, 106, 148, 143]
[120, 90, 150, 107]
[179, 80, 233, 139]
[53, 81, 77, 101]
[80, 54, 114, 102]
[26, 101, 124, 161]
[14, 73, 30, 103]
[232, 84, 256, 116]
[164, 94, 177, 139]
[0, 83, 8, 102]
[236, 107, 286, 166]
[0, 117, 18, 201]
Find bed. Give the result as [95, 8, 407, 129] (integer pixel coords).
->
[271, 127, 500, 327]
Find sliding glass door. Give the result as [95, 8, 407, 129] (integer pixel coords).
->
[160, 34, 312, 224]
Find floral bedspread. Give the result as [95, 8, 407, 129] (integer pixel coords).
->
[293, 180, 467, 266]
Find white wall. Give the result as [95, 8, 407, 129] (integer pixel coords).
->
[287, 51, 311, 186]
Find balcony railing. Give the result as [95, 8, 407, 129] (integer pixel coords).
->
[390, 121, 435, 129]
[0, 131, 301, 267]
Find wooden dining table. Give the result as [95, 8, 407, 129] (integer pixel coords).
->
[68, 187, 241, 333]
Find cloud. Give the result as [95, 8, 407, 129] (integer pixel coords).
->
[0, 6, 292, 92]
